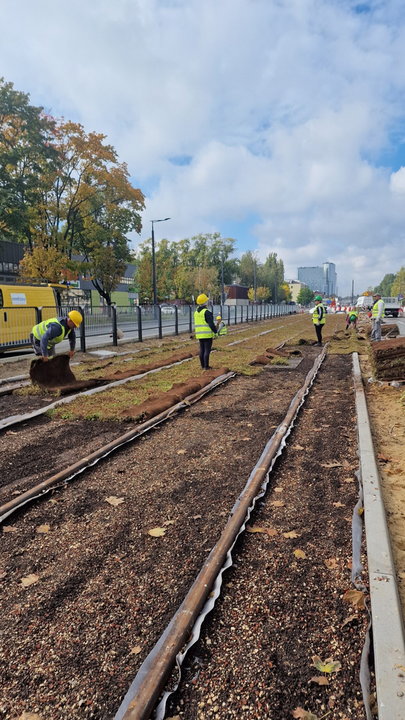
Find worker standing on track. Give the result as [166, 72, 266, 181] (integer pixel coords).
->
[194, 294, 217, 370]
[216, 315, 228, 336]
[370, 293, 385, 342]
[312, 295, 326, 346]
[30, 310, 83, 362]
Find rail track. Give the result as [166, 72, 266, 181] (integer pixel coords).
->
[3, 316, 401, 720]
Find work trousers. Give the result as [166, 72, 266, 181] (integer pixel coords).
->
[30, 334, 55, 357]
[371, 319, 382, 342]
[314, 324, 323, 344]
[198, 338, 213, 369]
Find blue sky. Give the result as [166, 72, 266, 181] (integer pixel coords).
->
[1, 0, 405, 296]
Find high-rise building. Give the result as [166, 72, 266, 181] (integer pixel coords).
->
[298, 262, 337, 296]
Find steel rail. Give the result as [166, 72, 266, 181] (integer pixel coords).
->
[114, 346, 328, 720]
[0, 371, 235, 524]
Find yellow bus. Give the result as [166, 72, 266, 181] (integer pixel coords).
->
[0, 284, 59, 352]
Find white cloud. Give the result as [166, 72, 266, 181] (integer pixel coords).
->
[1, 0, 405, 295]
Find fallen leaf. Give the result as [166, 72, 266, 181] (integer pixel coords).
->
[312, 655, 342, 673]
[377, 454, 391, 463]
[343, 477, 354, 483]
[105, 496, 125, 507]
[148, 527, 166, 537]
[18, 713, 44, 720]
[274, 487, 283, 493]
[292, 445, 305, 450]
[246, 423, 253, 427]
[342, 614, 358, 628]
[343, 589, 366, 609]
[394, 664, 405, 671]
[3, 525, 17, 533]
[309, 675, 329, 685]
[241, 437, 251, 441]
[36, 524, 51, 534]
[21, 574, 39, 588]
[325, 558, 338, 569]
[292, 708, 319, 720]
[283, 530, 299, 539]
[130, 645, 142, 655]
[293, 549, 306, 559]
[247, 525, 278, 537]
[321, 461, 343, 468]
[163, 519, 175, 526]
[333, 501, 345, 508]
[270, 500, 285, 507]
[192, 515, 202, 520]
[357, 507, 364, 516]
[176, 449, 186, 455]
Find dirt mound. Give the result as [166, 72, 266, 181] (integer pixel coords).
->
[250, 347, 302, 366]
[121, 367, 230, 421]
[371, 337, 405, 381]
[382, 323, 399, 337]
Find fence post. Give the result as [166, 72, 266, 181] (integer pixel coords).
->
[136, 306, 143, 342]
[112, 305, 118, 346]
[189, 305, 193, 335]
[174, 306, 179, 336]
[79, 306, 86, 353]
[227, 305, 230, 325]
[157, 305, 162, 339]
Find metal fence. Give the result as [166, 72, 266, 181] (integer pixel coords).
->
[0, 302, 295, 352]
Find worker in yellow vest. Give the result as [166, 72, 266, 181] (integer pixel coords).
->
[216, 315, 228, 336]
[30, 310, 83, 361]
[194, 294, 217, 370]
[370, 293, 385, 342]
[312, 295, 326, 346]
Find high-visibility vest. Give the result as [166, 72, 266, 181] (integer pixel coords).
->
[312, 304, 326, 325]
[348, 311, 358, 320]
[194, 308, 215, 339]
[218, 322, 228, 336]
[32, 317, 67, 349]
[372, 300, 384, 318]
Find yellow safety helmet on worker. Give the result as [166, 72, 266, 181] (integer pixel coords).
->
[196, 294, 209, 306]
[68, 310, 83, 327]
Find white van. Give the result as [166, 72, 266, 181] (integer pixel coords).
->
[355, 296, 373, 311]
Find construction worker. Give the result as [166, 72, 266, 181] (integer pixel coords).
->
[30, 310, 83, 362]
[216, 315, 228, 336]
[370, 293, 385, 342]
[194, 294, 217, 370]
[346, 306, 359, 330]
[312, 295, 326, 346]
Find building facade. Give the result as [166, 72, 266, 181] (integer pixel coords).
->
[298, 262, 337, 296]
[287, 280, 308, 302]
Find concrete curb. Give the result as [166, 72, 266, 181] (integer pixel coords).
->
[353, 353, 405, 719]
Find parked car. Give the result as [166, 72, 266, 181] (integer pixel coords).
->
[160, 305, 176, 314]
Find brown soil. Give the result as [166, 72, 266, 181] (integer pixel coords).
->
[371, 336, 405, 381]
[0, 352, 370, 720]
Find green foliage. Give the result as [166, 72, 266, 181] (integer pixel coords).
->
[296, 287, 315, 305]
[374, 272, 395, 296]
[391, 267, 405, 299]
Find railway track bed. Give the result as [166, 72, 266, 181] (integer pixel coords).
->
[0, 349, 377, 720]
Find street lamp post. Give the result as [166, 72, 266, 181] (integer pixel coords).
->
[151, 217, 170, 305]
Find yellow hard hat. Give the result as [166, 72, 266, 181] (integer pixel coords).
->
[68, 310, 83, 327]
[216, 315, 222, 320]
[196, 293, 208, 305]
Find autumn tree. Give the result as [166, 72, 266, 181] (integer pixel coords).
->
[0, 78, 57, 245]
[248, 286, 270, 302]
[19, 245, 70, 283]
[374, 273, 395, 296]
[391, 267, 405, 298]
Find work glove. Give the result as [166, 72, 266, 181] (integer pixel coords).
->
[69, 350, 75, 359]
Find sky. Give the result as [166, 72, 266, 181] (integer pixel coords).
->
[1, 0, 405, 296]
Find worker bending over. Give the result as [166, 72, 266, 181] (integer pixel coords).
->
[216, 315, 228, 336]
[345, 307, 358, 330]
[312, 295, 326, 346]
[194, 294, 217, 370]
[30, 310, 83, 361]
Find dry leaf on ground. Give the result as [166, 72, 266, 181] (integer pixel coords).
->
[342, 614, 358, 628]
[270, 500, 285, 507]
[130, 646, 142, 655]
[312, 655, 342, 673]
[148, 527, 166, 537]
[247, 525, 278, 537]
[274, 487, 283, 493]
[36, 524, 51, 534]
[105, 496, 125, 507]
[283, 530, 299, 539]
[18, 713, 44, 720]
[176, 449, 186, 455]
[3, 526, 17, 533]
[342, 588, 366, 609]
[292, 708, 319, 720]
[333, 501, 345, 507]
[21, 574, 39, 588]
[309, 675, 329, 685]
[325, 558, 338, 569]
[293, 549, 306, 559]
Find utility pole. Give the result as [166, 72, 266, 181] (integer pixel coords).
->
[253, 257, 257, 302]
[150, 217, 170, 305]
[351, 279, 354, 306]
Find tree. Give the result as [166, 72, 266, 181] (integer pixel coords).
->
[374, 273, 395, 297]
[0, 77, 57, 245]
[248, 286, 270, 302]
[297, 287, 315, 305]
[88, 245, 127, 306]
[19, 245, 70, 283]
[391, 267, 405, 298]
